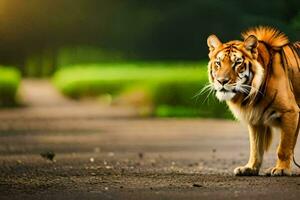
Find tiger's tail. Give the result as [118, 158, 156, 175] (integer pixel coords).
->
[293, 112, 300, 169]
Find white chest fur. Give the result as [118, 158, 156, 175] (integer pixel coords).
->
[227, 102, 280, 126]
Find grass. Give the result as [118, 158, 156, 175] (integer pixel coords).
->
[53, 62, 232, 119]
[0, 67, 21, 106]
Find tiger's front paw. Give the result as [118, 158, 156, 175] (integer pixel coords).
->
[234, 166, 259, 176]
[265, 167, 291, 176]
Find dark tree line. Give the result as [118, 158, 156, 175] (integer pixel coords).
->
[0, 0, 298, 73]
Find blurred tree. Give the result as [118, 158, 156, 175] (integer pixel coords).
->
[0, 0, 298, 75]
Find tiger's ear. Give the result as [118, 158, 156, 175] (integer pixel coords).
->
[244, 35, 258, 52]
[207, 34, 222, 52]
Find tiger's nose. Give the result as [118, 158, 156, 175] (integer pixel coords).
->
[217, 78, 230, 85]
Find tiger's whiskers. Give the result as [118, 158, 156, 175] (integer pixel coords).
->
[193, 83, 215, 104]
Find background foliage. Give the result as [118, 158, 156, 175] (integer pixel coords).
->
[0, 67, 21, 106]
[0, 0, 298, 75]
[53, 62, 232, 118]
[0, 0, 298, 116]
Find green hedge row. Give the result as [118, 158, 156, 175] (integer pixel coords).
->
[0, 67, 21, 106]
[53, 62, 232, 118]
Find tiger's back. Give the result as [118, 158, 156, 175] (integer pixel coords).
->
[284, 42, 300, 104]
[242, 27, 300, 105]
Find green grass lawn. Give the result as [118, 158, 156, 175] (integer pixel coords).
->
[53, 62, 232, 119]
[0, 67, 21, 106]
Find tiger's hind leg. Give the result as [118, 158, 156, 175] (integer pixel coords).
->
[234, 125, 271, 176]
[266, 110, 299, 176]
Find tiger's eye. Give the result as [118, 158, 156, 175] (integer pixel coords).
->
[235, 58, 243, 65]
[215, 61, 221, 67]
[236, 61, 242, 65]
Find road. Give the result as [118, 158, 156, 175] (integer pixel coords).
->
[0, 80, 300, 200]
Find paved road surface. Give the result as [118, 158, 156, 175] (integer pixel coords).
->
[0, 80, 300, 200]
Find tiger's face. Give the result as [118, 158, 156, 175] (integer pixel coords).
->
[207, 34, 263, 101]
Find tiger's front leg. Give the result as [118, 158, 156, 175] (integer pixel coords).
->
[266, 111, 299, 176]
[234, 125, 268, 176]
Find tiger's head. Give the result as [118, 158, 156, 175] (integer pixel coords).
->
[207, 34, 264, 101]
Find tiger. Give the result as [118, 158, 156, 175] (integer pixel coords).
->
[206, 26, 300, 176]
